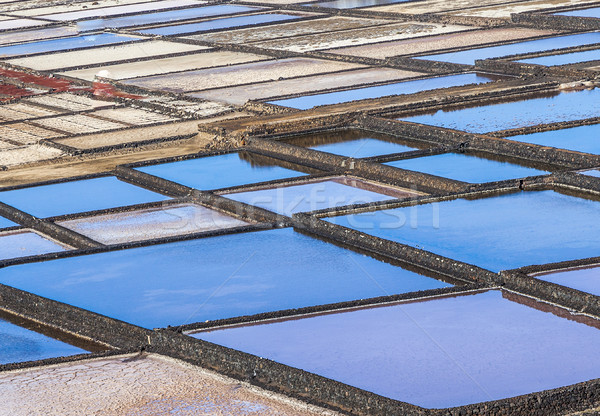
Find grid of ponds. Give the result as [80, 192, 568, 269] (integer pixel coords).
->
[1, 0, 600, 415]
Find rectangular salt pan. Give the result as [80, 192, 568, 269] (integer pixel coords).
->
[327, 190, 600, 272]
[188, 16, 391, 44]
[136, 152, 305, 191]
[400, 88, 600, 133]
[249, 22, 469, 53]
[0, 230, 68, 261]
[506, 124, 600, 155]
[41, 0, 202, 21]
[194, 290, 600, 408]
[0, 33, 140, 58]
[0, 19, 52, 31]
[58, 203, 249, 245]
[269, 73, 498, 110]
[139, 13, 302, 36]
[518, 48, 600, 66]
[190, 68, 422, 106]
[0, 354, 333, 416]
[286, 132, 419, 158]
[77, 5, 263, 32]
[7, 41, 207, 72]
[60, 51, 266, 82]
[305, 0, 414, 9]
[121, 58, 360, 93]
[225, 177, 418, 216]
[0, 176, 168, 218]
[0, 27, 79, 47]
[33, 114, 126, 134]
[384, 152, 548, 183]
[0, 228, 451, 328]
[0, 317, 87, 365]
[418, 32, 600, 65]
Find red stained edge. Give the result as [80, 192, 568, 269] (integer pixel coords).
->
[0, 83, 36, 98]
[0, 68, 144, 101]
[0, 68, 76, 91]
[92, 81, 143, 99]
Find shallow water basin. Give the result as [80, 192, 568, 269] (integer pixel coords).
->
[326, 190, 600, 271]
[76, 5, 262, 31]
[193, 290, 600, 409]
[385, 152, 548, 183]
[506, 124, 600, 154]
[284, 130, 421, 158]
[0, 316, 87, 365]
[400, 88, 600, 134]
[582, 169, 600, 177]
[0, 229, 68, 261]
[224, 177, 418, 216]
[138, 13, 301, 36]
[135, 152, 306, 190]
[517, 48, 600, 66]
[418, 32, 600, 65]
[0, 228, 451, 328]
[0, 33, 140, 58]
[0, 176, 168, 218]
